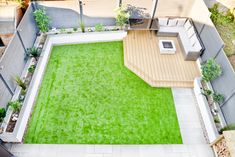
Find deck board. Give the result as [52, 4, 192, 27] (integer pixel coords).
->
[123, 30, 200, 88]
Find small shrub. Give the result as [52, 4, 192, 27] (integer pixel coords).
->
[80, 22, 85, 33]
[73, 27, 78, 32]
[212, 92, 224, 104]
[202, 89, 212, 96]
[219, 124, 235, 134]
[95, 23, 104, 32]
[17, 0, 27, 9]
[59, 28, 66, 33]
[115, 6, 130, 28]
[15, 76, 26, 90]
[201, 58, 222, 82]
[26, 47, 41, 59]
[28, 65, 36, 73]
[209, 3, 234, 24]
[0, 108, 6, 123]
[33, 8, 50, 33]
[214, 116, 220, 123]
[8, 101, 22, 112]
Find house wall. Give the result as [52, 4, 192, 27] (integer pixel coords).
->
[189, 0, 235, 124]
[35, 0, 197, 28]
[155, 0, 195, 17]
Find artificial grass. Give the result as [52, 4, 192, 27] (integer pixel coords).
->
[24, 41, 182, 144]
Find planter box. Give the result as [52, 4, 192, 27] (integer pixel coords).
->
[194, 77, 220, 143]
[0, 57, 34, 142]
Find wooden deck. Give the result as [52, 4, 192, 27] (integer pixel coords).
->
[123, 31, 200, 87]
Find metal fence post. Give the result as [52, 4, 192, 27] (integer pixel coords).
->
[79, 0, 83, 23]
[16, 30, 27, 53]
[0, 73, 14, 96]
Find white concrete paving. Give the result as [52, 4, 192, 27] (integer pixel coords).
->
[172, 88, 207, 144]
[8, 144, 215, 157]
[5, 88, 215, 157]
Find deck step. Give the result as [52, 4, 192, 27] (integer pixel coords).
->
[125, 60, 194, 88]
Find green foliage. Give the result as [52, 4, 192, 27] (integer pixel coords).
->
[26, 47, 41, 59]
[219, 124, 235, 134]
[209, 3, 234, 24]
[17, 0, 27, 9]
[0, 108, 6, 123]
[15, 76, 26, 90]
[212, 92, 224, 103]
[33, 8, 50, 33]
[28, 65, 36, 73]
[73, 27, 78, 32]
[115, 6, 130, 27]
[8, 101, 22, 112]
[201, 58, 222, 82]
[80, 22, 85, 33]
[95, 23, 104, 32]
[59, 28, 66, 33]
[214, 116, 220, 123]
[202, 89, 212, 96]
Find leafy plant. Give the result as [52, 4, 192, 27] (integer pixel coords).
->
[73, 27, 78, 32]
[15, 76, 26, 90]
[26, 47, 41, 59]
[115, 6, 130, 28]
[214, 116, 220, 123]
[0, 108, 6, 123]
[95, 23, 104, 32]
[59, 28, 66, 33]
[33, 8, 50, 33]
[202, 89, 212, 96]
[28, 65, 36, 73]
[212, 92, 224, 104]
[80, 22, 85, 33]
[209, 3, 234, 24]
[201, 58, 222, 82]
[219, 124, 235, 134]
[8, 101, 22, 112]
[17, 0, 28, 9]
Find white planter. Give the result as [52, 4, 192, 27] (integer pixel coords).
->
[194, 77, 219, 143]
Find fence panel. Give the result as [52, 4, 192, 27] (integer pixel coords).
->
[17, 5, 37, 49]
[0, 34, 26, 90]
[221, 95, 235, 124]
[0, 4, 37, 107]
[189, 1, 235, 124]
[0, 81, 12, 108]
[199, 21, 224, 61]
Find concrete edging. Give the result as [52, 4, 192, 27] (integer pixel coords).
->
[193, 77, 219, 143]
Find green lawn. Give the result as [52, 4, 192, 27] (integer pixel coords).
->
[24, 41, 182, 144]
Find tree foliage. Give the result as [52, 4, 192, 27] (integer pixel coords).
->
[201, 58, 222, 82]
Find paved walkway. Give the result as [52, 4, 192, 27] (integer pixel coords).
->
[5, 88, 215, 157]
[172, 88, 207, 144]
